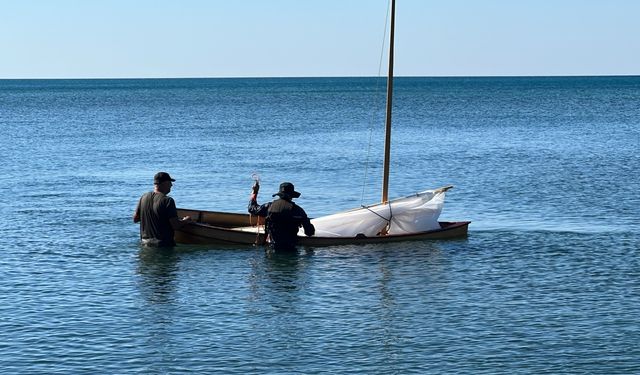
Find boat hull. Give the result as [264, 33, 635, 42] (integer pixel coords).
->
[175, 208, 470, 247]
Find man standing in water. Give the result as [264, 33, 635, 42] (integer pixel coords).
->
[134, 172, 191, 247]
[248, 181, 315, 252]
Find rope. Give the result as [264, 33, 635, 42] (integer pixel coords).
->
[361, 201, 394, 235]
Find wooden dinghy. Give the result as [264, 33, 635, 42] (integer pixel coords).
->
[174, 1, 471, 247]
[174, 208, 470, 247]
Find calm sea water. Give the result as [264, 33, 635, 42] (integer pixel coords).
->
[1, 76, 639, 374]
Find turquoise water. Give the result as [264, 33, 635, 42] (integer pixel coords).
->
[1, 77, 639, 373]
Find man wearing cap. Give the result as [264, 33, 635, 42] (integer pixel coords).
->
[134, 172, 191, 247]
[248, 182, 315, 251]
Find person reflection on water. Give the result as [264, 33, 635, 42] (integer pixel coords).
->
[133, 172, 191, 247]
[248, 182, 315, 252]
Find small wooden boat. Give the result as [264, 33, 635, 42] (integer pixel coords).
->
[175, 0, 470, 247]
[175, 208, 470, 247]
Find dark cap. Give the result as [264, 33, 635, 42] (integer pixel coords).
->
[272, 182, 301, 199]
[154, 172, 175, 184]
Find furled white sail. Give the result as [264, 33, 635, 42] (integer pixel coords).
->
[302, 189, 447, 238]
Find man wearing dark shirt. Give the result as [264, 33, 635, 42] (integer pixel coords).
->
[248, 182, 315, 251]
[134, 172, 191, 247]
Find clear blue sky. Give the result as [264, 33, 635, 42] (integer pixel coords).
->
[1, 0, 638, 78]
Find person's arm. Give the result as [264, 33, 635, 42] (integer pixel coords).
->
[302, 218, 315, 237]
[166, 197, 191, 230]
[247, 182, 270, 216]
[296, 206, 315, 237]
[133, 197, 141, 223]
[170, 216, 192, 230]
[248, 200, 270, 217]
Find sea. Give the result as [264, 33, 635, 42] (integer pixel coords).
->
[1, 76, 638, 374]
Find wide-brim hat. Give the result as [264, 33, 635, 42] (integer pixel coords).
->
[272, 182, 301, 199]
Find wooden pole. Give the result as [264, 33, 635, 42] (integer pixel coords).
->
[382, 0, 395, 204]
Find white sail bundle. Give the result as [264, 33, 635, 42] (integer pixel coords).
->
[303, 189, 447, 238]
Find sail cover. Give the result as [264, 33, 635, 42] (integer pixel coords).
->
[302, 189, 446, 238]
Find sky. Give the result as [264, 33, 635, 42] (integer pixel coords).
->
[1, 0, 638, 79]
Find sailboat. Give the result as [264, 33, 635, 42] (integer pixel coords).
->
[174, 0, 470, 246]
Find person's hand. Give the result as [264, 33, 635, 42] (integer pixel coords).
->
[181, 216, 192, 222]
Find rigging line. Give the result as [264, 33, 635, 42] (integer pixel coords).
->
[361, 201, 394, 235]
[386, 199, 393, 230]
[360, 0, 393, 206]
[360, 201, 393, 223]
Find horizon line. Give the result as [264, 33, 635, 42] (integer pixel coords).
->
[1, 74, 639, 81]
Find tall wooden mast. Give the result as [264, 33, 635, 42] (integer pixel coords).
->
[381, 0, 395, 204]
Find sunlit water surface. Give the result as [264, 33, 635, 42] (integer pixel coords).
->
[1, 77, 638, 374]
